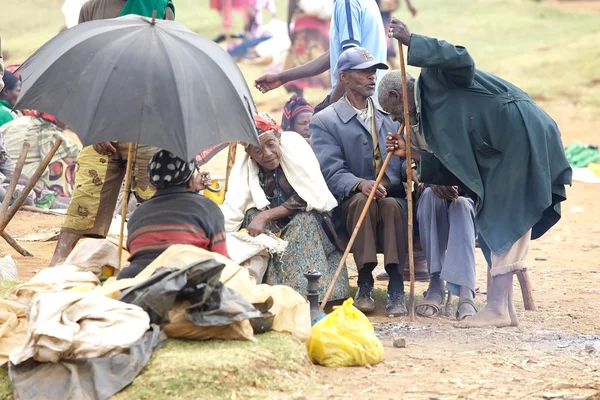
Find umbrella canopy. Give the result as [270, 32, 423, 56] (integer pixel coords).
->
[15, 15, 259, 163]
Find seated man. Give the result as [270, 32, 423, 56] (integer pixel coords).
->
[119, 150, 227, 279]
[220, 113, 349, 302]
[415, 184, 477, 320]
[310, 47, 408, 316]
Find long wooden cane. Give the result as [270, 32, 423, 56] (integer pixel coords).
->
[398, 42, 416, 320]
[320, 123, 405, 310]
[117, 143, 137, 269]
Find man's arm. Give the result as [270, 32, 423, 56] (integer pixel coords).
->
[310, 115, 362, 200]
[279, 50, 331, 83]
[389, 19, 475, 88]
[408, 34, 475, 88]
[418, 152, 462, 186]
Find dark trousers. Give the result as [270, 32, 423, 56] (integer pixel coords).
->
[341, 193, 408, 291]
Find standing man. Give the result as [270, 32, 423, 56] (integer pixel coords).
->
[382, 19, 572, 328]
[48, 0, 175, 266]
[254, 0, 387, 113]
[311, 48, 409, 316]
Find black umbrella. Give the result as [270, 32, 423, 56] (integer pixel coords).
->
[15, 14, 260, 162]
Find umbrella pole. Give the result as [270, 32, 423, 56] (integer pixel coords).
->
[117, 143, 137, 269]
[224, 142, 237, 194]
[399, 42, 416, 321]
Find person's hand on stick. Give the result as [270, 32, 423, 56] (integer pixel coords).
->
[388, 18, 412, 47]
[386, 132, 406, 158]
[357, 180, 387, 199]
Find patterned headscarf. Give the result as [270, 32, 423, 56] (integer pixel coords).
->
[254, 112, 282, 136]
[148, 150, 196, 189]
[281, 95, 314, 131]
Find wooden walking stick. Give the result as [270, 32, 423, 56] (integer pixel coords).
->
[398, 42, 416, 320]
[117, 143, 137, 269]
[320, 123, 405, 310]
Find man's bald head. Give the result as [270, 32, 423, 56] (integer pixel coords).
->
[378, 70, 418, 124]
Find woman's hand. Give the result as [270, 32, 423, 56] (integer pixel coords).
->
[254, 73, 284, 94]
[247, 212, 270, 237]
[190, 171, 211, 191]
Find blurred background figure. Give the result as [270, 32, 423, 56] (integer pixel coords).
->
[376, 0, 417, 68]
[281, 94, 314, 140]
[282, 0, 331, 97]
[61, 0, 91, 29]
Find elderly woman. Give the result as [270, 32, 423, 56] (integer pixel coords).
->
[118, 150, 227, 279]
[221, 114, 349, 301]
[281, 95, 314, 139]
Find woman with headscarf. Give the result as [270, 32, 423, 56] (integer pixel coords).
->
[281, 94, 314, 139]
[221, 113, 349, 302]
[0, 71, 20, 127]
[118, 150, 227, 279]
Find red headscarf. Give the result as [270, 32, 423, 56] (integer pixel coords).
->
[254, 113, 282, 135]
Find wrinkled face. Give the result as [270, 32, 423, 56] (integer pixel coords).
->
[291, 112, 313, 138]
[3, 81, 21, 107]
[381, 92, 417, 124]
[341, 67, 377, 99]
[247, 132, 282, 171]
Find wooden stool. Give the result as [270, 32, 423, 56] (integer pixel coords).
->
[487, 269, 536, 311]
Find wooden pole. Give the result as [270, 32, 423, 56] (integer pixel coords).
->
[0, 139, 63, 235]
[0, 142, 30, 222]
[1, 232, 33, 256]
[320, 124, 405, 310]
[398, 42, 416, 321]
[117, 143, 137, 270]
[516, 270, 536, 311]
[224, 142, 237, 194]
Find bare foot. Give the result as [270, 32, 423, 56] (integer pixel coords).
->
[455, 272, 514, 328]
[454, 303, 512, 328]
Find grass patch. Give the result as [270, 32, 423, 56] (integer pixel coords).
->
[0, 332, 317, 400]
[114, 332, 317, 400]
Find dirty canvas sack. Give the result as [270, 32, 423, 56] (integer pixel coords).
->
[308, 298, 383, 368]
[117, 259, 261, 337]
[9, 324, 164, 400]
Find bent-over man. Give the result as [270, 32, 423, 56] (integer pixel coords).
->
[382, 19, 572, 328]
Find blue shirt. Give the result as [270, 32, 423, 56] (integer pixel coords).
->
[329, 0, 387, 94]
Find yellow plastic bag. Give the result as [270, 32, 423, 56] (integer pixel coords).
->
[308, 298, 383, 368]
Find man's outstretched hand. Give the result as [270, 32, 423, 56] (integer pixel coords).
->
[254, 73, 284, 94]
[386, 132, 406, 158]
[388, 18, 412, 47]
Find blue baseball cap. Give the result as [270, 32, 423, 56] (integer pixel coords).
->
[337, 47, 389, 72]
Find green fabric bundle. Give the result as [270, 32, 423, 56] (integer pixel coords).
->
[564, 142, 600, 168]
